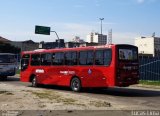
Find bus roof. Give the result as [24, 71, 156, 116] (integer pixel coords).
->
[22, 44, 136, 54]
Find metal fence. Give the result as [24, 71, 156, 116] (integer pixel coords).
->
[139, 57, 160, 81]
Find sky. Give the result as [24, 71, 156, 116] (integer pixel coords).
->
[0, 0, 160, 45]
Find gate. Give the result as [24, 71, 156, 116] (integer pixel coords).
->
[139, 57, 160, 81]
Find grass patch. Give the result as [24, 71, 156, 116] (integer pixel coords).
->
[31, 91, 60, 100]
[139, 80, 160, 86]
[57, 98, 77, 105]
[0, 91, 14, 95]
[16, 69, 20, 74]
[30, 91, 77, 105]
[0, 91, 8, 94]
[89, 101, 111, 107]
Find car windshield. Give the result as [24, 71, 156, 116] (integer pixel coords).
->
[0, 55, 15, 63]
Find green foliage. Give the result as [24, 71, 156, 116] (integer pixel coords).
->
[16, 69, 20, 74]
[140, 80, 160, 86]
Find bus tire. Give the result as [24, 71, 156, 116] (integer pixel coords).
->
[70, 77, 81, 92]
[32, 76, 39, 87]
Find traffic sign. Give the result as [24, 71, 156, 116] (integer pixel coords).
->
[35, 25, 51, 35]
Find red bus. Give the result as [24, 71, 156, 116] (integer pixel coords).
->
[20, 44, 139, 92]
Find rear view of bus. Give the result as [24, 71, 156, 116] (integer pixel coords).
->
[116, 45, 139, 87]
[0, 53, 17, 79]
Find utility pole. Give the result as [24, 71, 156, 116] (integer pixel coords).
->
[108, 29, 112, 44]
[35, 25, 60, 48]
[99, 18, 104, 41]
[50, 31, 60, 48]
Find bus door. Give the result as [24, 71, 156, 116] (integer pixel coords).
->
[94, 49, 112, 86]
[49, 52, 64, 84]
[21, 54, 30, 82]
[117, 45, 139, 86]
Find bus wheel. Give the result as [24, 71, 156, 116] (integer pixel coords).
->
[32, 76, 39, 87]
[71, 77, 81, 92]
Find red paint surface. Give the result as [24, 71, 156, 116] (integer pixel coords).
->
[20, 44, 139, 88]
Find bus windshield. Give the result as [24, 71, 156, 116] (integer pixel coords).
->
[119, 48, 138, 61]
[0, 54, 15, 63]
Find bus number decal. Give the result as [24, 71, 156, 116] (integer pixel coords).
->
[35, 69, 44, 73]
[60, 71, 75, 75]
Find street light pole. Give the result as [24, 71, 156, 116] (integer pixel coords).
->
[99, 18, 104, 43]
[50, 31, 60, 48]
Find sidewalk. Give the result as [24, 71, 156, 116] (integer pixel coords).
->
[131, 84, 160, 90]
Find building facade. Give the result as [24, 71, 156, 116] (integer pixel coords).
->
[0, 36, 11, 43]
[72, 36, 85, 43]
[0, 36, 39, 52]
[135, 37, 160, 57]
[86, 32, 107, 45]
[65, 42, 99, 48]
[39, 39, 65, 49]
[10, 40, 39, 52]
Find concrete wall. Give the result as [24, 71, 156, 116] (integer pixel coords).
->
[87, 33, 107, 45]
[135, 37, 160, 57]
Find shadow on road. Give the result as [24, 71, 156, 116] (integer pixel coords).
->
[85, 87, 160, 97]
[34, 84, 160, 98]
[1, 77, 160, 98]
[0, 76, 20, 82]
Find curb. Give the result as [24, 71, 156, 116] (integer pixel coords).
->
[131, 84, 160, 90]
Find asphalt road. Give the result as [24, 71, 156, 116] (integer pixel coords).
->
[1, 76, 160, 110]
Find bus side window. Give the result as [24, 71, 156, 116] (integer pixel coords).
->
[21, 59, 29, 71]
[31, 54, 41, 66]
[65, 52, 71, 65]
[79, 51, 87, 65]
[72, 52, 77, 65]
[79, 51, 94, 65]
[87, 51, 94, 65]
[65, 51, 77, 65]
[104, 49, 112, 66]
[41, 53, 52, 66]
[95, 50, 104, 65]
[52, 52, 64, 65]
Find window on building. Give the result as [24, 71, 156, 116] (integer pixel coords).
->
[31, 54, 41, 66]
[41, 53, 52, 66]
[52, 52, 64, 65]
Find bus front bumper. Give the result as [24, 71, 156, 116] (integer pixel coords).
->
[116, 77, 139, 87]
[0, 71, 15, 76]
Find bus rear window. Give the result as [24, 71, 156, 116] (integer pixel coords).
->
[119, 49, 138, 60]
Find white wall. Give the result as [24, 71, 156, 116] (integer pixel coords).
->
[86, 33, 107, 44]
[135, 37, 154, 56]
